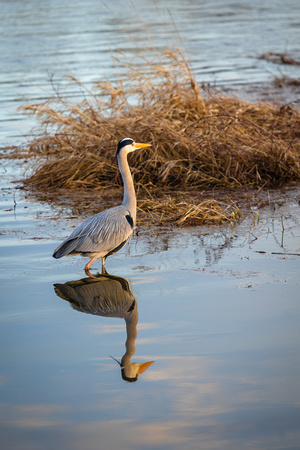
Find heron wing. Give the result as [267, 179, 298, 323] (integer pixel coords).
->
[53, 206, 134, 258]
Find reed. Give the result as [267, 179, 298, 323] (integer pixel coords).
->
[5, 47, 300, 225]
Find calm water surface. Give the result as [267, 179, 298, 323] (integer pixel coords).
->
[1, 1, 300, 449]
[1, 165, 300, 449]
[1, 0, 299, 146]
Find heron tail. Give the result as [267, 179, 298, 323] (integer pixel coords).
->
[53, 238, 78, 259]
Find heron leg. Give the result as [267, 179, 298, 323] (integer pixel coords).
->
[85, 257, 97, 279]
[102, 257, 107, 275]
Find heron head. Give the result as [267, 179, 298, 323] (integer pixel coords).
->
[110, 356, 154, 383]
[121, 360, 155, 383]
[116, 138, 151, 156]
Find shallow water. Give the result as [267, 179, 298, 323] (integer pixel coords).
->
[1, 1, 300, 449]
[1, 0, 300, 147]
[1, 164, 300, 449]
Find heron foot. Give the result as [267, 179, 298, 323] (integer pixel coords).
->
[85, 257, 97, 279]
[85, 267, 97, 279]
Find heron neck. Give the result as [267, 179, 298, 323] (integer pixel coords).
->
[118, 152, 136, 222]
[122, 305, 138, 362]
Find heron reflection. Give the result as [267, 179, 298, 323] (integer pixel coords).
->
[54, 274, 154, 382]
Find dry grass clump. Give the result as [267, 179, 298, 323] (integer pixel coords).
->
[138, 197, 242, 226]
[5, 46, 300, 225]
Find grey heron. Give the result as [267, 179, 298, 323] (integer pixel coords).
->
[53, 138, 151, 277]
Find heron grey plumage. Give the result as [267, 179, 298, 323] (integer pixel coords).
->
[53, 138, 151, 277]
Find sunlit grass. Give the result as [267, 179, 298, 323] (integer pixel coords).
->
[4, 46, 300, 226]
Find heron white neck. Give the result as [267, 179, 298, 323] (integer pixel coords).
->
[118, 151, 136, 223]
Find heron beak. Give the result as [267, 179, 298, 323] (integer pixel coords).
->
[137, 361, 155, 376]
[133, 143, 151, 149]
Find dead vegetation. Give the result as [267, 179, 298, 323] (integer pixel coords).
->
[137, 197, 243, 226]
[274, 76, 300, 88]
[259, 52, 300, 65]
[4, 47, 300, 226]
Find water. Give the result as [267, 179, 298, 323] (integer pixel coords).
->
[1, 166, 300, 449]
[1, 1, 300, 449]
[1, 0, 299, 147]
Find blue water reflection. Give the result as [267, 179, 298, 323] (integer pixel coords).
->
[1, 204, 300, 448]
